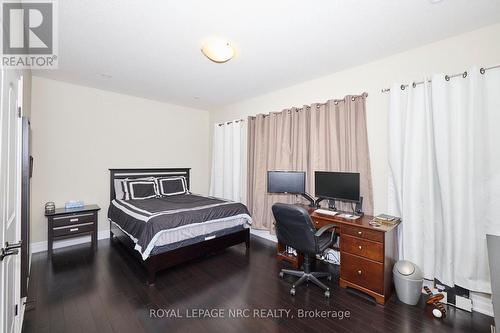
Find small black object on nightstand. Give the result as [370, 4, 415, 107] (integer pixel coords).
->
[45, 204, 100, 258]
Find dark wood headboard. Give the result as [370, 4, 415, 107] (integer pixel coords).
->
[109, 168, 191, 201]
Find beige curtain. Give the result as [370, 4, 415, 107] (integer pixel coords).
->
[247, 95, 373, 232]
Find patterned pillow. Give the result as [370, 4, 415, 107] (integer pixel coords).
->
[122, 178, 158, 200]
[155, 176, 188, 196]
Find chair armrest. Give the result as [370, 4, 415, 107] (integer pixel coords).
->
[315, 224, 337, 237]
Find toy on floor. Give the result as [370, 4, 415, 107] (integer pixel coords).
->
[423, 286, 447, 318]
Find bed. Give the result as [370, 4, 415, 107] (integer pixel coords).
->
[108, 168, 251, 284]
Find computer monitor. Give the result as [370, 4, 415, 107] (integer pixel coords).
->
[267, 171, 305, 194]
[314, 171, 360, 202]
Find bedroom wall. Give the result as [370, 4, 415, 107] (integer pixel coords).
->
[210, 23, 500, 215]
[30, 77, 211, 244]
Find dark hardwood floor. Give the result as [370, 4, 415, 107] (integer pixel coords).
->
[22, 235, 493, 333]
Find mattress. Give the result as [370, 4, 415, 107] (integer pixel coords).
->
[150, 224, 247, 255]
[108, 194, 252, 260]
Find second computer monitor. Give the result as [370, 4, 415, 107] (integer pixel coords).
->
[267, 171, 305, 194]
[314, 171, 360, 202]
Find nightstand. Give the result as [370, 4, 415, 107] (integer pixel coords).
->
[45, 204, 100, 258]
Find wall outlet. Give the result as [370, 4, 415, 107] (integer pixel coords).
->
[455, 295, 472, 312]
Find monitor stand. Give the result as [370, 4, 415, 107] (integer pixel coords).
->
[327, 201, 352, 216]
[301, 193, 318, 208]
[328, 199, 337, 211]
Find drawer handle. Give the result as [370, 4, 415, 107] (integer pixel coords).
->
[70, 228, 79, 232]
[70, 218, 79, 222]
[53, 222, 93, 230]
[357, 231, 363, 235]
[357, 270, 362, 275]
[53, 213, 92, 220]
[358, 245, 362, 250]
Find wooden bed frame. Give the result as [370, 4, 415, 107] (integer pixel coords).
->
[109, 168, 250, 285]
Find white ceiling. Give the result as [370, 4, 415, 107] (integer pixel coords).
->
[34, 0, 500, 110]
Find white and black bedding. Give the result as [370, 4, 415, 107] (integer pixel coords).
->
[108, 194, 252, 260]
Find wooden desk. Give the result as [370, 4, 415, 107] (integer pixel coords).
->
[276, 209, 400, 305]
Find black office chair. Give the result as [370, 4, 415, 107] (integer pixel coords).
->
[272, 203, 338, 298]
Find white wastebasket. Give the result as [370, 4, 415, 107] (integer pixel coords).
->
[393, 260, 423, 305]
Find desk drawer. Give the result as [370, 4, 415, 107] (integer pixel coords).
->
[51, 212, 95, 227]
[311, 216, 335, 229]
[342, 234, 384, 262]
[341, 252, 384, 294]
[52, 222, 95, 237]
[342, 225, 383, 243]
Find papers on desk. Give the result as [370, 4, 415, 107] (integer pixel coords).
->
[372, 214, 401, 225]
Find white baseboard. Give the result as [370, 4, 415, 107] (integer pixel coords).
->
[30, 230, 110, 253]
[471, 292, 494, 317]
[250, 228, 277, 243]
[32, 229, 269, 253]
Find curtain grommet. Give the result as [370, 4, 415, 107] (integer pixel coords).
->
[412, 82, 417, 88]
[462, 71, 467, 78]
[480, 68, 486, 75]
[334, 101, 338, 105]
[400, 85, 406, 91]
[445, 75, 450, 81]
[351, 97, 355, 101]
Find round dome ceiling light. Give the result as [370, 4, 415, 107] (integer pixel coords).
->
[201, 38, 235, 63]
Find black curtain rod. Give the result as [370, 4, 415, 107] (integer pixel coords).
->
[217, 119, 244, 126]
[381, 64, 500, 93]
[248, 92, 368, 119]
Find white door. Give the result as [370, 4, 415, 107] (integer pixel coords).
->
[0, 68, 23, 333]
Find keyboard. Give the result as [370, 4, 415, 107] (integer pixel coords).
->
[315, 209, 338, 216]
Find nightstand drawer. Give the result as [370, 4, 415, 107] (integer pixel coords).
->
[341, 234, 383, 262]
[51, 212, 95, 227]
[52, 222, 95, 237]
[341, 252, 384, 294]
[342, 225, 383, 243]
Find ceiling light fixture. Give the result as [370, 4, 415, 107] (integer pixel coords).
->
[201, 37, 234, 63]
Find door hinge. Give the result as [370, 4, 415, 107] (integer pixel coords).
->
[17, 106, 22, 118]
[15, 304, 18, 316]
